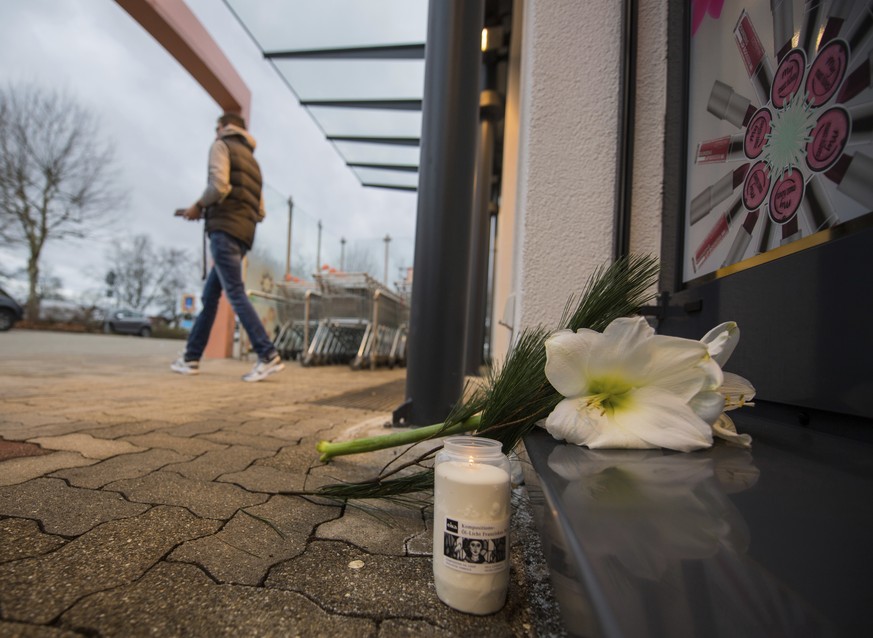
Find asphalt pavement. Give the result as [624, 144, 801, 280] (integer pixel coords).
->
[0, 330, 563, 637]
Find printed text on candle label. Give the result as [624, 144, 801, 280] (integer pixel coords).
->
[440, 516, 509, 574]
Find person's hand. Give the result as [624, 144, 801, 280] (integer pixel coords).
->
[182, 204, 202, 221]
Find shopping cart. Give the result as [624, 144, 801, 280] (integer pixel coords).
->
[300, 272, 408, 369]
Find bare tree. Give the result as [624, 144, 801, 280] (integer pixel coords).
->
[105, 234, 195, 319]
[343, 243, 379, 277]
[0, 84, 123, 319]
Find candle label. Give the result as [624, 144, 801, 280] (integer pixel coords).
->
[440, 516, 509, 574]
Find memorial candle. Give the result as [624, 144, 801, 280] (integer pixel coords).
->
[432, 437, 511, 615]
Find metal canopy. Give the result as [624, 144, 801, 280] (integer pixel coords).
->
[223, 0, 427, 191]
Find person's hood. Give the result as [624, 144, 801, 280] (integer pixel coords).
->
[217, 123, 257, 149]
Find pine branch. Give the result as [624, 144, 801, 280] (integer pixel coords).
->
[310, 254, 660, 501]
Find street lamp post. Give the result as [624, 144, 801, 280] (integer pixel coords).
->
[383, 234, 392, 285]
[316, 220, 323, 274]
[285, 196, 294, 279]
[340, 237, 346, 272]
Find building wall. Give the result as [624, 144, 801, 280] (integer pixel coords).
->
[491, 0, 668, 362]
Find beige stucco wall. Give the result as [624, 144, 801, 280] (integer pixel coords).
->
[491, 0, 667, 362]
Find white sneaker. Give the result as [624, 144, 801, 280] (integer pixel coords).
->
[242, 354, 284, 382]
[171, 357, 200, 375]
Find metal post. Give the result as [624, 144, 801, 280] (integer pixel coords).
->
[465, 88, 501, 375]
[340, 237, 346, 271]
[285, 196, 294, 279]
[316, 220, 322, 273]
[383, 234, 392, 285]
[399, 0, 484, 426]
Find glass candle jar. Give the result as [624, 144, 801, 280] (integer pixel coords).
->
[432, 436, 511, 615]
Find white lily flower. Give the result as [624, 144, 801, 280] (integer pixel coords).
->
[712, 372, 756, 448]
[543, 316, 724, 452]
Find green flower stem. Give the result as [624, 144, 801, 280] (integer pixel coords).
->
[316, 414, 482, 462]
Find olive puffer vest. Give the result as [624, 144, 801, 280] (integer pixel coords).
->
[205, 135, 263, 249]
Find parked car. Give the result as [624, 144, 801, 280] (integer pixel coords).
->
[0, 287, 24, 331]
[103, 309, 152, 337]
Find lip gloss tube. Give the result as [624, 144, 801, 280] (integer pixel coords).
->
[692, 195, 744, 271]
[771, 0, 795, 61]
[696, 134, 746, 164]
[769, 169, 804, 224]
[824, 151, 873, 209]
[707, 81, 757, 128]
[690, 163, 751, 225]
[735, 10, 775, 105]
[818, 0, 854, 48]
[845, 1, 873, 55]
[742, 161, 771, 212]
[800, 174, 839, 232]
[837, 48, 872, 104]
[780, 215, 802, 245]
[806, 106, 850, 172]
[722, 210, 760, 267]
[847, 102, 873, 146]
[806, 39, 849, 107]
[799, 0, 823, 59]
[744, 108, 772, 159]
[758, 215, 774, 254]
[771, 49, 806, 108]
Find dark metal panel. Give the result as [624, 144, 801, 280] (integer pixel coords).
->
[264, 43, 425, 60]
[327, 135, 420, 146]
[523, 416, 873, 638]
[402, 0, 485, 425]
[300, 99, 422, 110]
[347, 162, 419, 173]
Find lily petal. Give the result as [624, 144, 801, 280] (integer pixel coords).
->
[720, 372, 756, 410]
[700, 321, 739, 367]
[712, 413, 752, 448]
[610, 386, 713, 452]
[544, 329, 596, 397]
[639, 336, 721, 400]
[688, 390, 725, 424]
[543, 397, 601, 446]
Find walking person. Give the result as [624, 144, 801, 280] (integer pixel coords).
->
[171, 112, 284, 382]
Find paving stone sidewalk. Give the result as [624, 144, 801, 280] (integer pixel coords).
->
[0, 331, 563, 637]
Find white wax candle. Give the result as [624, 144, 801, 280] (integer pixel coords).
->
[433, 460, 511, 615]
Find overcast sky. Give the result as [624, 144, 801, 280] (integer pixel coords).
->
[0, 0, 420, 301]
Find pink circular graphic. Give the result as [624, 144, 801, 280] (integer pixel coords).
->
[744, 108, 771, 159]
[768, 170, 804, 223]
[805, 39, 849, 107]
[806, 107, 850, 172]
[743, 161, 771, 211]
[771, 49, 806, 108]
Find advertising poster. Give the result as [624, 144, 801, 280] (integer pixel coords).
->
[684, 0, 873, 282]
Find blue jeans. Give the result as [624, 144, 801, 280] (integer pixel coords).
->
[185, 231, 276, 362]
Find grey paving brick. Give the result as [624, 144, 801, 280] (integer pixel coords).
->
[0, 518, 66, 562]
[120, 431, 227, 456]
[27, 433, 144, 459]
[52, 448, 192, 489]
[202, 430, 293, 451]
[162, 445, 274, 481]
[218, 464, 306, 493]
[0, 452, 98, 487]
[108, 470, 268, 519]
[0, 477, 148, 536]
[169, 495, 338, 585]
[0, 621, 84, 637]
[265, 540, 533, 636]
[163, 419, 230, 437]
[0, 506, 218, 624]
[316, 499, 427, 556]
[60, 562, 377, 637]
